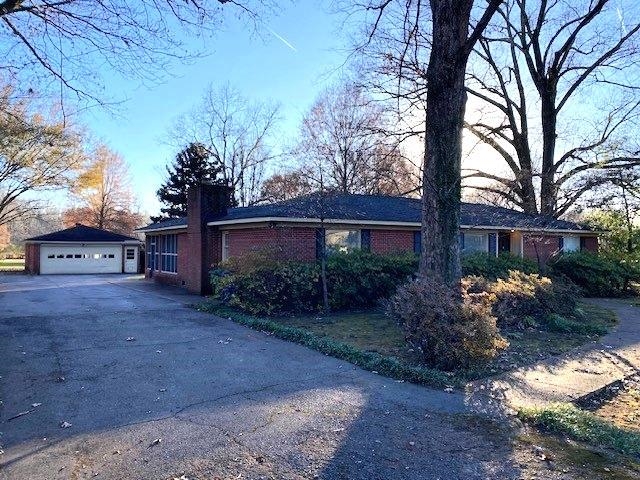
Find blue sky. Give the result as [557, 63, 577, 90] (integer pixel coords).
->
[80, 2, 352, 216]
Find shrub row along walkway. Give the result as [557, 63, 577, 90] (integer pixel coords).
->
[466, 298, 640, 416]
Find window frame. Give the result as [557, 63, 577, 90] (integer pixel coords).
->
[461, 232, 489, 254]
[160, 234, 178, 274]
[562, 235, 580, 252]
[325, 229, 361, 254]
[221, 231, 230, 262]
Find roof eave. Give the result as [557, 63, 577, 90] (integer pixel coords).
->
[135, 224, 188, 233]
[206, 216, 594, 234]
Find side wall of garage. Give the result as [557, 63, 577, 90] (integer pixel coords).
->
[25, 243, 40, 274]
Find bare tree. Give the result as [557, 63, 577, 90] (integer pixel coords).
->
[0, 0, 267, 104]
[352, 0, 503, 283]
[294, 82, 418, 196]
[258, 169, 316, 203]
[0, 85, 83, 225]
[64, 144, 143, 235]
[464, 0, 640, 217]
[171, 84, 280, 207]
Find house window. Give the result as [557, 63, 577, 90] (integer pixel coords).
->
[221, 232, 230, 262]
[562, 235, 580, 252]
[126, 248, 135, 260]
[147, 236, 158, 271]
[325, 229, 361, 254]
[161, 234, 178, 273]
[461, 232, 489, 253]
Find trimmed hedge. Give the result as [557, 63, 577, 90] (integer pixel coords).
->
[210, 251, 418, 315]
[462, 252, 538, 279]
[548, 252, 640, 297]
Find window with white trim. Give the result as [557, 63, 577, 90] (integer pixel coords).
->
[221, 232, 230, 262]
[161, 234, 178, 273]
[147, 236, 157, 270]
[562, 235, 580, 252]
[461, 233, 488, 253]
[326, 229, 361, 254]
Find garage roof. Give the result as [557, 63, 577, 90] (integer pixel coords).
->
[25, 224, 140, 243]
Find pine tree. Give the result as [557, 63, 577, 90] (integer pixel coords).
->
[153, 143, 224, 221]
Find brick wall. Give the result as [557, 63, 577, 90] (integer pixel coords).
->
[370, 230, 414, 254]
[224, 226, 316, 262]
[24, 243, 39, 274]
[523, 234, 561, 265]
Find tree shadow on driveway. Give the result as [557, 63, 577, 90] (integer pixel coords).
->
[1, 275, 523, 479]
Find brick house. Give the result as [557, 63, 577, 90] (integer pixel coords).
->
[138, 184, 598, 294]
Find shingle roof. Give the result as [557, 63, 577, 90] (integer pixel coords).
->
[26, 224, 140, 243]
[140, 193, 592, 232]
[213, 193, 592, 231]
[136, 217, 187, 232]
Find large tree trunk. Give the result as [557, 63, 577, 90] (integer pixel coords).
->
[420, 0, 474, 284]
[540, 89, 558, 216]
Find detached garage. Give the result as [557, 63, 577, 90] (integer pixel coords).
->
[24, 224, 142, 275]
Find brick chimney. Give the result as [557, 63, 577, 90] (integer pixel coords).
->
[185, 183, 234, 294]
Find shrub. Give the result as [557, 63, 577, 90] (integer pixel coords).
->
[387, 277, 508, 370]
[481, 271, 579, 329]
[549, 252, 640, 297]
[326, 251, 418, 310]
[210, 261, 321, 315]
[210, 251, 418, 315]
[462, 252, 538, 279]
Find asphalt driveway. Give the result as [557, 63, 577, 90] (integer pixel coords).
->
[0, 274, 522, 479]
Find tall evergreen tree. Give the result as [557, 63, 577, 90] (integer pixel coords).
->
[153, 143, 224, 221]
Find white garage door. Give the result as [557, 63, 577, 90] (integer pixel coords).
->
[40, 244, 122, 274]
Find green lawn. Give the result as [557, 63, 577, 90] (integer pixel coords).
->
[0, 258, 25, 271]
[205, 300, 616, 382]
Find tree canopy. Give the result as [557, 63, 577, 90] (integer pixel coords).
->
[155, 142, 226, 221]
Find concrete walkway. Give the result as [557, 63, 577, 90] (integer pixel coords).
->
[467, 298, 640, 416]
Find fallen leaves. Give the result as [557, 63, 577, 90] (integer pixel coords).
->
[59, 421, 72, 429]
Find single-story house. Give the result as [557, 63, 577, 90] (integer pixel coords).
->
[24, 224, 142, 275]
[137, 184, 598, 295]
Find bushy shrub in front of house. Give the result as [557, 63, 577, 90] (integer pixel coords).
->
[387, 277, 509, 370]
[326, 251, 418, 310]
[465, 271, 580, 330]
[211, 261, 322, 316]
[210, 251, 418, 315]
[462, 252, 539, 279]
[548, 252, 640, 297]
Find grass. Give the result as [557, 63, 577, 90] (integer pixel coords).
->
[198, 300, 616, 387]
[516, 429, 640, 480]
[0, 258, 24, 271]
[590, 379, 640, 434]
[197, 303, 459, 388]
[518, 403, 640, 457]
